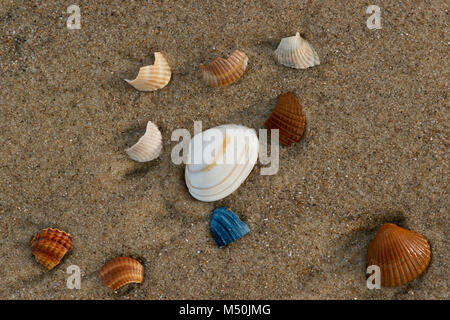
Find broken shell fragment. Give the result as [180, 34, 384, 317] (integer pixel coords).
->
[274, 32, 320, 69]
[98, 257, 144, 290]
[210, 207, 250, 248]
[185, 124, 259, 202]
[31, 228, 73, 270]
[265, 92, 306, 146]
[125, 52, 171, 91]
[125, 121, 162, 162]
[200, 50, 248, 87]
[366, 223, 431, 287]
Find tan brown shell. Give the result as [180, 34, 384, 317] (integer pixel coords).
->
[31, 228, 73, 270]
[264, 92, 306, 146]
[125, 52, 171, 91]
[200, 50, 248, 87]
[98, 257, 144, 290]
[366, 223, 431, 287]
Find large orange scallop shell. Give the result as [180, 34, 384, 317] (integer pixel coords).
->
[31, 228, 73, 270]
[366, 223, 431, 287]
[98, 257, 144, 290]
[264, 92, 306, 146]
[199, 50, 248, 87]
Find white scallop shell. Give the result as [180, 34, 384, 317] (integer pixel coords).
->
[125, 121, 162, 162]
[125, 52, 171, 91]
[274, 32, 320, 69]
[185, 124, 259, 202]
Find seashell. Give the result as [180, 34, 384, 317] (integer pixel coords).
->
[124, 52, 171, 91]
[210, 207, 250, 248]
[265, 92, 306, 146]
[366, 223, 431, 287]
[185, 124, 259, 202]
[274, 32, 320, 69]
[98, 257, 144, 290]
[199, 50, 248, 87]
[31, 228, 73, 270]
[125, 121, 162, 162]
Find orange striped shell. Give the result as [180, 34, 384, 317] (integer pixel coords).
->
[125, 52, 171, 91]
[31, 228, 73, 270]
[366, 223, 431, 287]
[200, 50, 248, 87]
[265, 92, 306, 146]
[98, 257, 144, 290]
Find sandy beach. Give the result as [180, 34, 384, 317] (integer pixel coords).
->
[0, 0, 448, 299]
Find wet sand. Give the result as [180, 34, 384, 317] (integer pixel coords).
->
[0, 0, 448, 299]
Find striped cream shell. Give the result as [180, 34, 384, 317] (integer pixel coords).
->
[125, 52, 171, 91]
[31, 228, 73, 270]
[366, 223, 431, 287]
[185, 124, 259, 202]
[125, 121, 162, 162]
[98, 257, 144, 291]
[274, 32, 320, 69]
[200, 50, 248, 87]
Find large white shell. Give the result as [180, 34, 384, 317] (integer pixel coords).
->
[125, 121, 162, 162]
[125, 52, 171, 91]
[274, 32, 320, 69]
[185, 124, 259, 202]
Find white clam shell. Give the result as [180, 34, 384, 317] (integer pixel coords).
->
[185, 124, 259, 202]
[125, 52, 171, 91]
[125, 121, 162, 162]
[274, 32, 320, 69]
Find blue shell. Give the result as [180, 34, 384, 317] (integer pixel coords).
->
[210, 207, 250, 248]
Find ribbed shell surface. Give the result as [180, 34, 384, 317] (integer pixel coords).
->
[200, 50, 248, 87]
[31, 228, 73, 270]
[274, 32, 320, 69]
[98, 257, 144, 290]
[265, 92, 306, 146]
[366, 223, 431, 287]
[125, 121, 162, 162]
[125, 52, 171, 91]
[210, 207, 250, 248]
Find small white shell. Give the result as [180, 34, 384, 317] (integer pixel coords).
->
[274, 32, 320, 69]
[185, 124, 259, 202]
[125, 121, 162, 162]
[125, 52, 171, 91]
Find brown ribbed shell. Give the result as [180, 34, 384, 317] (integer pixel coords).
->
[265, 92, 306, 146]
[31, 228, 73, 270]
[98, 257, 144, 290]
[366, 223, 431, 287]
[200, 50, 248, 87]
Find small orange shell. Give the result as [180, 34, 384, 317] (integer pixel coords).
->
[265, 92, 306, 146]
[200, 50, 248, 87]
[125, 52, 171, 91]
[366, 223, 431, 287]
[98, 257, 144, 290]
[31, 228, 73, 270]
